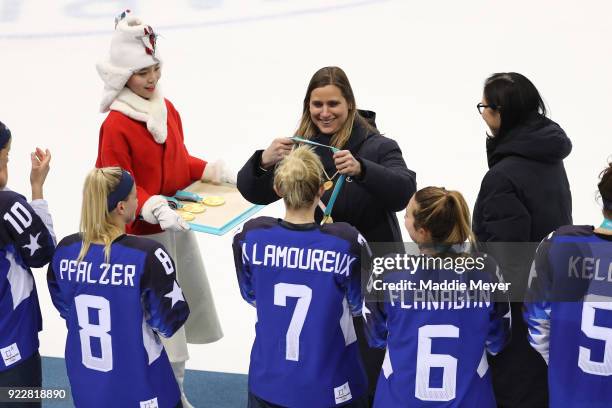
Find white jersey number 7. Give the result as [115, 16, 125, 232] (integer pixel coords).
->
[274, 283, 312, 362]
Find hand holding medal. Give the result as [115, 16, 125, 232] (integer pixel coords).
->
[333, 150, 362, 177]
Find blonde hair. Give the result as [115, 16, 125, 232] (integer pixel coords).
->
[412, 186, 476, 246]
[296, 66, 374, 149]
[77, 167, 125, 263]
[274, 146, 324, 210]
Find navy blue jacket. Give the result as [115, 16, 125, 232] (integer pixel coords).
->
[237, 112, 416, 244]
[473, 114, 572, 243]
[473, 114, 572, 408]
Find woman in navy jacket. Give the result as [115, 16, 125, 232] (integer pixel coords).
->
[474, 72, 572, 408]
[237, 66, 416, 403]
[237, 67, 416, 243]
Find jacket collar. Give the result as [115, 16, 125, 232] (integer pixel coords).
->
[312, 113, 375, 155]
[110, 87, 168, 144]
[486, 114, 571, 168]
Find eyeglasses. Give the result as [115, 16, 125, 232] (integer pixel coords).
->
[477, 103, 498, 114]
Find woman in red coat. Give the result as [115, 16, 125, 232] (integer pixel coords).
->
[95, 11, 232, 407]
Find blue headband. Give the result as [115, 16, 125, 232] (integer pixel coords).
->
[0, 121, 11, 150]
[107, 170, 134, 213]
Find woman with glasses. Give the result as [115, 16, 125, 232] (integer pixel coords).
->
[473, 72, 572, 407]
[236, 66, 417, 403]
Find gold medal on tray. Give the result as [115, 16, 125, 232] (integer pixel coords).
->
[203, 196, 226, 207]
[176, 210, 195, 221]
[182, 203, 206, 214]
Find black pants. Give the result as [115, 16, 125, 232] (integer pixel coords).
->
[0, 351, 42, 408]
[490, 303, 548, 408]
[248, 392, 369, 408]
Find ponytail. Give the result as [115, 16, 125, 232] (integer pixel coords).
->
[77, 167, 124, 263]
[274, 146, 324, 209]
[412, 186, 475, 246]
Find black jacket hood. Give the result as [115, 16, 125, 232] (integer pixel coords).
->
[486, 114, 572, 168]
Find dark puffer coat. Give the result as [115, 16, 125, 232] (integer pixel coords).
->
[474, 114, 572, 243]
[473, 113, 572, 408]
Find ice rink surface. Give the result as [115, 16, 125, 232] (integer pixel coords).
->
[1, 0, 611, 374]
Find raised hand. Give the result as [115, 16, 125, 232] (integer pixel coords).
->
[30, 148, 51, 200]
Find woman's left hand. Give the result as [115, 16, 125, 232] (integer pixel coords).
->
[30, 148, 51, 187]
[30, 147, 51, 200]
[333, 150, 362, 177]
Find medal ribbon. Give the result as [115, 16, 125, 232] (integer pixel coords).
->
[601, 218, 612, 230]
[291, 136, 340, 153]
[321, 174, 346, 224]
[290, 136, 344, 224]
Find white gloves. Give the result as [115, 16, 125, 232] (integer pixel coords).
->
[141, 195, 189, 231]
[202, 159, 237, 185]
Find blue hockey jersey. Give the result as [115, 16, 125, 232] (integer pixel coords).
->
[232, 217, 369, 408]
[48, 234, 189, 408]
[524, 225, 612, 408]
[0, 191, 55, 372]
[364, 249, 511, 408]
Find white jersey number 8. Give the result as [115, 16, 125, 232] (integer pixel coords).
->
[579, 302, 612, 376]
[75, 294, 113, 372]
[274, 283, 312, 362]
[415, 324, 459, 401]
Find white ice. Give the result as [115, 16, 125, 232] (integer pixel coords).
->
[1, 0, 610, 374]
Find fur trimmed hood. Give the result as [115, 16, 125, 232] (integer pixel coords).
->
[96, 61, 134, 113]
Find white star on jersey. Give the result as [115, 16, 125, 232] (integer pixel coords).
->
[22, 232, 41, 256]
[164, 281, 184, 308]
[362, 300, 372, 323]
[5, 250, 34, 310]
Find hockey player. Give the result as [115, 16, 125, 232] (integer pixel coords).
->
[0, 121, 55, 408]
[524, 162, 612, 407]
[232, 146, 369, 408]
[47, 167, 189, 408]
[364, 187, 511, 407]
[94, 11, 232, 406]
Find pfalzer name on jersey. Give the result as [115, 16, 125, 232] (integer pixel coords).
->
[244, 243, 357, 276]
[57, 259, 136, 287]
[568, 256, 612, 282]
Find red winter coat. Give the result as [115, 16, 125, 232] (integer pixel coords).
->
[96, 99, 206, 235]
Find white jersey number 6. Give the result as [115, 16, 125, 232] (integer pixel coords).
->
[415, 324, 459, 401]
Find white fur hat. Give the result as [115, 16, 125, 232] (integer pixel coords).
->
[96, 11, 162, 112]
